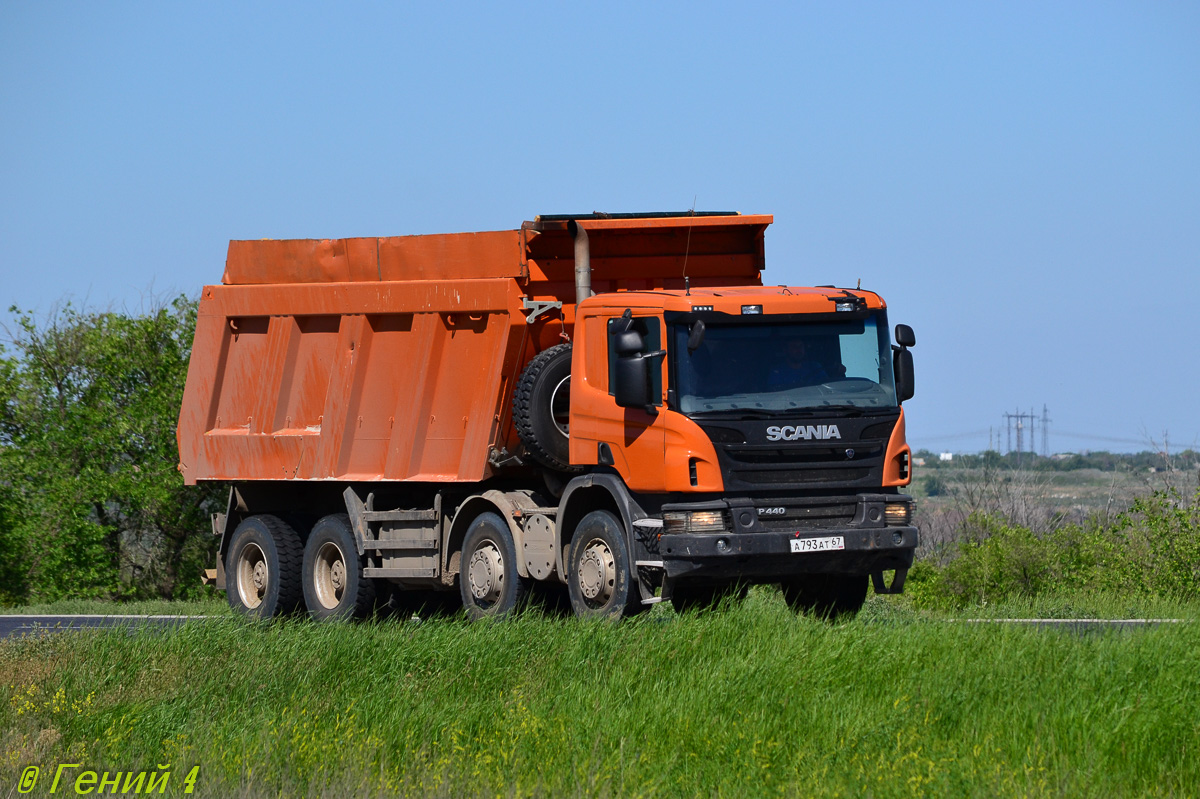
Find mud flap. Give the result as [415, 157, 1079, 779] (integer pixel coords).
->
[871, 567, 908, 595]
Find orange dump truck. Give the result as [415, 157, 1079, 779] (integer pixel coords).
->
[178, 212, 918, 620]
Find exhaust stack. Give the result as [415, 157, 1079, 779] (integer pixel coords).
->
[568, 220, 592, 305]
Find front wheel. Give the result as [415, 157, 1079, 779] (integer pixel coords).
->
[459, 512, 528, 620]
[302, 514, 376, 621]
[567, 510, 643, 620]
[781, 574, 869, 619]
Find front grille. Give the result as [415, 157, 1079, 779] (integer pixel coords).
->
[736, 467, 872, 485]
[696, 412, 899, 492]
[725, 445, 883, 464]
[757, 502, 857, 530]
[860, 420, 897, 440]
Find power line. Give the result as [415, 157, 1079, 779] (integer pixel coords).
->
[1054, 431, 1147, 446]
[913, 429, 992, 443]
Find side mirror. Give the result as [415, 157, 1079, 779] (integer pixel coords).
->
[613, 357, 651, 408]
[895, 324, 915, 348]
[687, 320, 706, 352]
[613, 330, 645, 356]
[894, 348, 914, 402]
[609, 308, 665, 410]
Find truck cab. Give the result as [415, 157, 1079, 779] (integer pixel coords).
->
[557, 286, 918, 616]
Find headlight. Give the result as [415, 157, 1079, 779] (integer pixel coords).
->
[663, 510, 730, 534]
[884, 503, 912, 526]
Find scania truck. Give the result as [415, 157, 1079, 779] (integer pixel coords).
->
[177, 212, 918, 620]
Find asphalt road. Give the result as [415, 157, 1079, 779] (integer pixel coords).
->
[0, 614, 1188, 640]
[0, 615, 215, 640]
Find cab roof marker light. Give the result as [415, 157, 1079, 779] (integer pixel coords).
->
[831, 290, 867, 312]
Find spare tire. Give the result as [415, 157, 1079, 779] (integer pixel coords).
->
[513, 343, 578, 471]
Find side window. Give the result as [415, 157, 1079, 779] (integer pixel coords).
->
[583, 316, 608, 390]
[607, 315, 662, 404]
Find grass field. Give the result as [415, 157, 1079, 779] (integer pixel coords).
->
[3, 592, 1199, 798]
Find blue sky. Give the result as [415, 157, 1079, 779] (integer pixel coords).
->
[2, 2, 1197, 454]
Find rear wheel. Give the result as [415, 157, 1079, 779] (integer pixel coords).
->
[781, 574, 869, 619]
[302, 514, 376, 621]
[459, 512, 528, 620]
[225, 515, 304, 619]
[567, 510, 643, 620]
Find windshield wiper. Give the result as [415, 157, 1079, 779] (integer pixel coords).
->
[810, 405, 902, 417]
[809, 404, 865, 416]
[687, 408, 801, 420]
[687, 405, 892, 421]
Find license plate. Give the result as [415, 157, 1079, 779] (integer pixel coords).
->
[790, 536, 845, 553]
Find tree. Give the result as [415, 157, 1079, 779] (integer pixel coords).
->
[0, 297, 223, 603]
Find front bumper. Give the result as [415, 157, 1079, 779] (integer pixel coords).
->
[658, 525, 917, 580]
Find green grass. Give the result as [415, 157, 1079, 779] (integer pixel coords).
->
[4, 591, 1199, 798]
[864, 592, 1200, 622]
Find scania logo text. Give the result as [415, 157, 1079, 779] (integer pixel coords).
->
[765, 424, 842, 442]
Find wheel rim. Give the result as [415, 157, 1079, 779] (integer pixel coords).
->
[467, 538, 505, 606]
[236, 542, 268, 610]
[577, 538, 615, 607]
[313, 541, 347, 610]
[550, 375, 571, 438]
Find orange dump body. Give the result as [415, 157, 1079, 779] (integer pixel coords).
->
[177, 214, 772, 485]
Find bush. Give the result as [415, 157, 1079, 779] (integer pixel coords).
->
[911, 490, 1200, 608]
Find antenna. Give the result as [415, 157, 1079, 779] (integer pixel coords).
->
[681, 195, 697, 288]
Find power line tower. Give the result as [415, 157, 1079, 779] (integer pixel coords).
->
[1003, 408, 1045, 464]
[1028, 407, 1036, 459]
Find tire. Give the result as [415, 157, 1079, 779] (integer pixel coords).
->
[513, 344, 578, 471]
[670, 581, 749, 615]
[567, 510, 644, 620]
[302, 514, 376, 621]
[459, 512, 528, 620]
[781, 574, 869, 620]
[225, 515, 304, 619]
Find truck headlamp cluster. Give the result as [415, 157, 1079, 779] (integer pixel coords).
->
[663, 510, 730, 535]
[884, 503, 912, 526]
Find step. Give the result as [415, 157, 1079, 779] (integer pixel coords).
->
[362, 508, 438, 523]
[361, 536, 438, 551]
[363, 566, 438, 579]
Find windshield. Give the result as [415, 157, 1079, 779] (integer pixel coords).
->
[672, 312, 897, 415]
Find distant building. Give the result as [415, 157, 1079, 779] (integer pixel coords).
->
[913, 457, 927, 467]
[939, 452, 953, 462]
